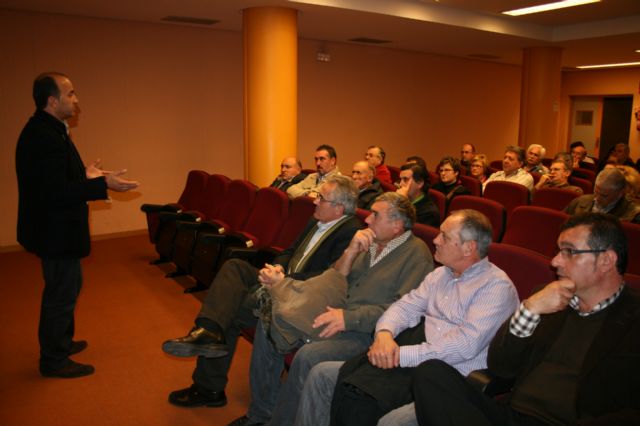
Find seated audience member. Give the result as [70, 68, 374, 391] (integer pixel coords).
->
[397, 163, 440, 227]
[523, 144, 549, 174]
[232, 192, 434, 426]
[460, 143, 476, 172]
[599, 143, 635, 171]
[565, 168, 640, 223]
[412, 213, 640, 426]
[554, 151, 573, 171]
[534, 160, 583, 194]
[296, 210, 519, 426]
[270, 157, 305, 192]
[570, 141, 595, 168]
[614, 165, 640, 202]
[351, 160, 383, 210]
[405, 155, 428, 173]
[287, 145, 340, 198]
[432, 156, 471, 208]
[365, 145, 393, 186]
[469, 154, 489, 185]
[162, 175, 361, 408]
[484, 145, 534, 191]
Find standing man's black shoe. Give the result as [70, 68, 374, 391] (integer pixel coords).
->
[168, 385, 227, 407]
[69, 340, 88, 355]
[40, 360, 95, 378]
[162, 327, 229, 358]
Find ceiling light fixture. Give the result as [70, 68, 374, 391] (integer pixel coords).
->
[503, 0, 600, 16]
[576, 62, 640, 69]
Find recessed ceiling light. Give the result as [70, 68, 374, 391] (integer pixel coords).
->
[576, 62, 640, 69]
[503, 0, 600, 17]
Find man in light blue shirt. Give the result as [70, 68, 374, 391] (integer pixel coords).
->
[296, 209, 520, 426]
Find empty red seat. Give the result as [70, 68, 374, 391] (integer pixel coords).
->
[483, 181, 530, 219]
[532, 187, 580, 211]
[569, 176, 593, 194]
[459, 175, 482, 197]
[428, 189, 446, 223]
[488, 243, 556, 300]
[501, 206, 569, 258]
[412, 223, 439, 261]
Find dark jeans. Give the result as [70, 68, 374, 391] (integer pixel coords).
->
[39, 258, 82, 369]
[192, 258, 260, 392]
[413, 360, 547, 426]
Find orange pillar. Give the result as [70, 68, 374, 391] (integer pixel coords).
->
[518, 47, 563, 154]
[243, 7, 298, 187]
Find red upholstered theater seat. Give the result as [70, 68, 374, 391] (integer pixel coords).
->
[532, 187, 580, 211]
[501, 206, 569, 259]
[622, 222, 640, 275]
[488, 242, 556, 300]
[459, 175, 482, 197]
[448, 195, 506, 242]
[388, 165, 400, 183]
[428, 189, 446, 223]
[483, 181, 530, 220]
[270, 196, 317, 252]
[412, 223, 440, 261]
[569, 176, 593, 194]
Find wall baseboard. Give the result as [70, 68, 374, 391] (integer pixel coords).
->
[0, 229, 148, 253]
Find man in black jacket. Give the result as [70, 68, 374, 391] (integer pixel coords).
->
[163, 175, 361, 408]
[16, 72, 138, 378]
[413, 213, 640, 425]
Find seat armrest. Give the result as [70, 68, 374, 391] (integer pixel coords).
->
[466, 369, 514, 397]
[141, 203, 182, 214]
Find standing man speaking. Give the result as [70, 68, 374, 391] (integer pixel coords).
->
[16, 72, 139, 378]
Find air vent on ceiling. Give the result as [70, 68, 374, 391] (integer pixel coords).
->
[349, 37, 391, 44]
[161, 16, 219, 26]
[467, 54, 501, 60]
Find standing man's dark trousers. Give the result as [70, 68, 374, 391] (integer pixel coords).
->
[39, 258, 82, 370]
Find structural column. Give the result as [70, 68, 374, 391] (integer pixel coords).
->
[243, 7, 298, 186]
[518, 47, 563, 153]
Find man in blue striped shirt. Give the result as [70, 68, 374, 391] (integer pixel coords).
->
[296, 209, 520, 426]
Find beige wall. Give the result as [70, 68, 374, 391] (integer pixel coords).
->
[560, 68, 640, 160]
[1, 9, 524, 249]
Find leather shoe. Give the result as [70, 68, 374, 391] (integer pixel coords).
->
[162, 327, 229, 358]
[228, 415, 265, 426]
[40, 360, 95, 378]
[168, 385, 226, 408]
[69, 340, 88, 355]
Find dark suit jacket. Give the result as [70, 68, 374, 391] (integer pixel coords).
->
[270, 173, 307, 193]
[565, 194, 640, 223]
[16, 110, 108, 259]
[488, 287, 640, 425]
[273, 216, 361, 281]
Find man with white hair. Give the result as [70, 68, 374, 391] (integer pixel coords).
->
[565, 168, 640, 223]
[523, 144, 549, 174]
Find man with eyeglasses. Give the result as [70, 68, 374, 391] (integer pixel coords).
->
[565, 168, 640, 223]
[162, 175, 361, 409]
[365, 145, 393, 186]
[231, 192, 434, 426]
[287, 145, 340, 198]
[533, 160, 583, 194]
[412, 212, 640, 425]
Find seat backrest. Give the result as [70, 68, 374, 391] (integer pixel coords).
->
[622, 222, 640, 275]
[448, 195, 506, 242]
[211, 179, 258, 233]
[237, 187, 290, 248]
[529, 171, 542, 185]
[572, 167, 596, 182]
[532, 187, 580, 211]
[541, 158, 553, 167]
[624, 273, 640, 290]
[428, 189, 446, 222]
[489, 243, 556, 300]
[489, 160, 503, 170]
[379, 180, 397, 193]
[483, 181, 530, 218]
[271, 196, 317, 250]
[569, 176, 593, 194]
[412, 223, 440, 260]
[428, 171, 439, 186]
[388, 165, 400, 183]
[459, 175, 482, 197]
[177, 170, 209, 210]
[356, 208, 371, 226]
[199, 174, 231, 219]
[502, 206, 569, 258]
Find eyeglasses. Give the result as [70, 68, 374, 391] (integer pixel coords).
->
[439, 168, 455, 173]
[316, 193, 339, 205]
[557, 248, 606, 259]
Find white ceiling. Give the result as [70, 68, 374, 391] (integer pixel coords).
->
[1, 0, 639, 68]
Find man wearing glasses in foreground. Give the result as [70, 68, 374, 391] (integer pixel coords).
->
[413, 213, 640, 425]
